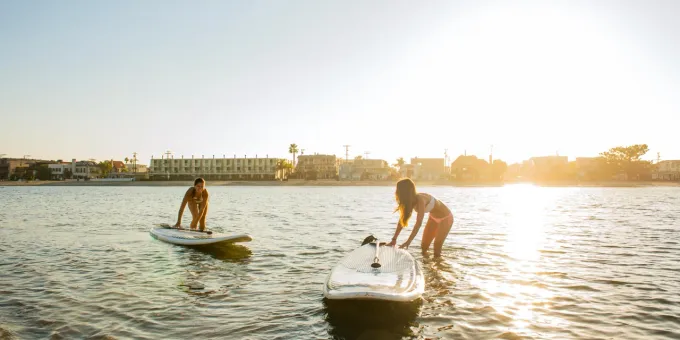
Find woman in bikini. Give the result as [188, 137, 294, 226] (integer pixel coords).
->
[173, 177, 210, 231]
[386, 178, 454, 257]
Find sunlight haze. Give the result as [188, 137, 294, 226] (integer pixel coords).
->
[1, 0, 678, 164]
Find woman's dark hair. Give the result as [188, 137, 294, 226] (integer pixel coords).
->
[194, 177, 205, 186]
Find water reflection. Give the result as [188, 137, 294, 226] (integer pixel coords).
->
[323, 298, 423, 340]
[485, 185, 563, 338]
[175, 244, 253, 297]
[188, 244, 253, 263]
[421, 256, 459, 298]
[2, 186, 678, 339]
[501, 185, 550, 261]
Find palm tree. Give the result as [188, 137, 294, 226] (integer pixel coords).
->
[275, 159, 294, 180]
[274, 160, 281, 180]
[284, 160, 293, 178]
[276, 159, 285, 180]
[394, 157, 405, 169]
[289, 144, 299, 168]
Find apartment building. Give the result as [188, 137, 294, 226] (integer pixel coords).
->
[149, 155, 284, 180]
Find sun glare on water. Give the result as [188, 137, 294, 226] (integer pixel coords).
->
[502, 184, 552, 262]
[470, 185, 574, 336]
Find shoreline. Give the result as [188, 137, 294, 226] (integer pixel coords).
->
[1, 180, 679, 187]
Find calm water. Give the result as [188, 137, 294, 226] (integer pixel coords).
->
[1, 185, 679, 339]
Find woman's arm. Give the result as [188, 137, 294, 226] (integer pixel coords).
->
[400, 196, 426, 249]
[175, 190, 189, 227]
[387, 222, 403, 246]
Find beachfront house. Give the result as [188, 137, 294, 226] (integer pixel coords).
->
[74, 161, 101, 179]
[526, 156, 569, 181]
[296, 154, 337, 180]
[409, 157, 447, 181]
[450, 155, 490, 181]
[338, 158, 390, 180]
[654, 160, 680, 181]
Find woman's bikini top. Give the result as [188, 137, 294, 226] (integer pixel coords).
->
[423, 194, 436, 213]
[191, 188, 204, 204]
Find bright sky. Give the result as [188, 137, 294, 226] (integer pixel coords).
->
[1, 0, 678, 165]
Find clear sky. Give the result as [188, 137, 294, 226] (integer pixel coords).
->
[1, 0, 678, 165]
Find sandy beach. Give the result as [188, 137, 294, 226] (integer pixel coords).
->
[1, 179, 678, 187]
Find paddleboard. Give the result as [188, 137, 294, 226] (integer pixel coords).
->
[323, 242, 425, 302]
[150, 224, 252, 246]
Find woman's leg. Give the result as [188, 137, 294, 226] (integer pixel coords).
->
[199, 201, 209, 231]
[188, 203, 199, 229]
[433, 215, 454, 258]
[420, 217, 438, 256]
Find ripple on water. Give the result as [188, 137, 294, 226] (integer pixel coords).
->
[1, 186, 680, 339]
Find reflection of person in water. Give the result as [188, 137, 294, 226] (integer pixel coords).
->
[387, 178, 454, 257]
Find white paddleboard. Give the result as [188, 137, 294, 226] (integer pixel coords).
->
[323, 242, 425, 302]
[150, 224, 252, 246]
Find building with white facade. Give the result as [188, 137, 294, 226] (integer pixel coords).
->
[149, 155, 285, 180]
[49, 159, 100, 180]
[654, 160, 680, 180]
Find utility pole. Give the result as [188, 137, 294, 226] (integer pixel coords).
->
[342, 145, 351, 162]
[164, 150, 173, 180]
[444, 149, 449, 174]
[490, 145, 494, 164]
[364, 151, 370, 159]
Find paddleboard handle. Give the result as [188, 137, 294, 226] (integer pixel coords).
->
[371, 241, 382, 268]
[159, 223, 212, 234]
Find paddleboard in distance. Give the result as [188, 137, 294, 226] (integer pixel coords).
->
[323, 241, 425, 302]
[150, 224, 252, 246]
